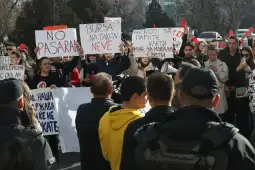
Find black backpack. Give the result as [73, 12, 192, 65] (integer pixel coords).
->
[135, 121, 239, 170]
[0, 124, 42, 170]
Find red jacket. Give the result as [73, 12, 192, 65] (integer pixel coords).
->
[71, 67, 80, 87]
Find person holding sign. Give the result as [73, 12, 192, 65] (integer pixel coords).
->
[28, 57, 63, 89]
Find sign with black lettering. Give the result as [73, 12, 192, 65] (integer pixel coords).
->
[79, 23, 121, 54]
[30, 88, 59, 135]
[132, 28, 174, 59]
[35, 28, 79, 59]
[0, 65, 25, 80]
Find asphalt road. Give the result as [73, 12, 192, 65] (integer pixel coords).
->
[52, 152, 81, 170]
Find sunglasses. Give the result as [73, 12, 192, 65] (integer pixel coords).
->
[242, 54, 249, 58]
[7, 48, 14, 51]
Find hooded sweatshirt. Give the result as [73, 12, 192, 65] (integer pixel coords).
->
[99, 106, 143, 170]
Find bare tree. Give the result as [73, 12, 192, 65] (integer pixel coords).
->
[185, 0, 255, 35]
[0, 0, 20, 41]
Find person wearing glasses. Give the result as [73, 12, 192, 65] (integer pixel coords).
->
[4, 42, 17, 56]
[234, 46, 255, 139]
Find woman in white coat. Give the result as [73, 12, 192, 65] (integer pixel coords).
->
[204, 45, 229, 115]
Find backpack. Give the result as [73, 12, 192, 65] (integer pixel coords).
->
[135, 121, 239, 170]
[0, 124, 42, 170]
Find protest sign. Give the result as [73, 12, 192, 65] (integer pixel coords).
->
[35, 28, 78, 59]
[30, 88, 59, 135]
[104, 17, 122, 24]
[132, 28, 174, 59]
[79, 23, 121, 54]
[54, 87, 150, 153]
[169, 28, 184, 54]
[0, 65, 25, 80]
[0, 56, 11, 66]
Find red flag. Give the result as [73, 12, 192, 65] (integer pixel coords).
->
[19, 43, 26, 51]
[153, 24, 156, 28]
[43, 25, 68, 30]
[228, 30, 234, 37]
[244, 31, 250, 37]
[249, 27, 254, 33]
[180, 19, 187, 28]
[240, 39, 244, 46]
[191, 36, 198, 44]
[219, 42, 226, 48]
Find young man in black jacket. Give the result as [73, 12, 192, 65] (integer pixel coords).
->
[0, 79, 55, 170]
[135, 68, 255, 170]
[75, 73, 116, 170]
[120, 72, 176, 170]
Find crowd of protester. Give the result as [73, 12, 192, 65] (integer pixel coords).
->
[2, 27, 255, 170]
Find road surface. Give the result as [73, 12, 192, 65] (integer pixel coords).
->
[52, 152, 81, 170]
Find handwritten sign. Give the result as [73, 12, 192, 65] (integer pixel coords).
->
[104, 17, 121, 24]
[0, 65, 25, 80]
[79, 23, 121, 54]
[35, 28, 78, 59]
[30, 88, 59, 135]
[169, 28, 184, 54]
[132, 28, 174, 59]
[0, 56, 11, 66]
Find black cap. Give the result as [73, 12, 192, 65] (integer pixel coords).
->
[181, 68, 218, 99]
[0, 79, 23, 104]
[120, 76, 146, 101]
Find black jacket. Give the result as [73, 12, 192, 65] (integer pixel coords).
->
[28, 72, 63, 89]
[85, 54, 130, 80]
[218, 48, 246, 87]
[120, 105, 175, 170]
[0, 107, 55, 170]
[136, 106, 255, 170]
[75, 98, 116, 170]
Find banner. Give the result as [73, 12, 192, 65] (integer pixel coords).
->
[0, 56, 11, 66]
[54, 87, 151, 153]
[79, 23, 121, 54]
[132, 28, 174, 59]
[0, 65, 25, 80]
[30, 88, 59, 135]
[169, 28, 184, 54]
[35, 28, 78, 59]
[104, 17, 121, 24]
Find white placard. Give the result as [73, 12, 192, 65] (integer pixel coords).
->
[79, 23, 121, 54]
[104, 17, 122, 24]
[132, 28, 174, 59]
[169, 27, 184, 54]
[35, 28, 79, 59]
[30, 88, 59, 136]
[0, 65, 25, 80]
[0, 56, 11, 66]
[54, 87, 151, 153]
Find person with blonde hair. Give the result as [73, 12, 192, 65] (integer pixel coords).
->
[20, 81, 42, 131]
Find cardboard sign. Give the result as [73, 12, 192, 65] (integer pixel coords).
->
[104, 17, 121, 24]
[0, 65, 25, 80]
[132, 28, 174, 59]
[0, 56, 11, 66]
[79, 23, 121, 54]
[35, 28, 78, 58]
[30, 88, 59, 135]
